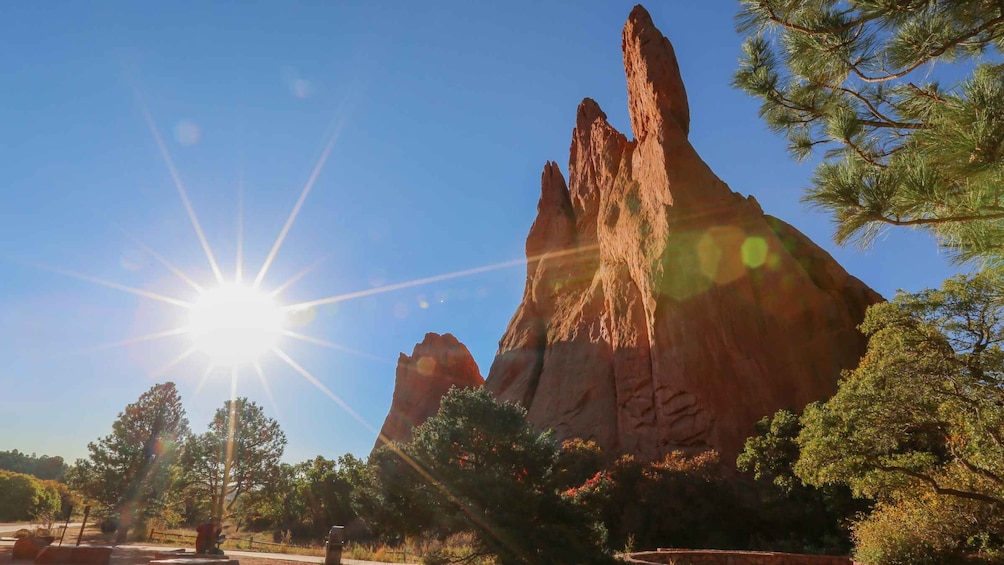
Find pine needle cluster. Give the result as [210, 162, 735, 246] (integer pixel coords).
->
[734, 0, 1004, 265]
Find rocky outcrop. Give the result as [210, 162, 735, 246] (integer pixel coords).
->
[484, 5, 881, 463]
[374, 333, 484, 450]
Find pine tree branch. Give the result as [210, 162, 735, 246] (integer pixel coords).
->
[907, 82, 946, 104]
[847, 16, 1004, 83]
[842, 139, 886, 167]
[857, 118, 924, 130]
[768, 84, 921, 138]
[761, 3, 1004, 83]
[873, 210, 1004, 227]
[762, 5, 880, 37]
[835, 86, 925, 129]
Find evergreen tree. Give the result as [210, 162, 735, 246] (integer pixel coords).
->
[67, 382, 188, 542]
[355, 387, 612, 565]
[182, 397, 285, 522]
[734, 0, 1004, 265]
[297, 454, 365, 538]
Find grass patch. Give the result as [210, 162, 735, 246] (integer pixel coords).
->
[147, 528, 494, 564]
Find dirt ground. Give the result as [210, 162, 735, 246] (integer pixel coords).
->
[0, 545, 306, 565]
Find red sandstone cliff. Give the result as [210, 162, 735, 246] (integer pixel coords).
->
[374, 333, 484, 450]
[483, 5, 881, 463]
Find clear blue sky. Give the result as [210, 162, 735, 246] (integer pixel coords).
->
[0, 1, 960, 464]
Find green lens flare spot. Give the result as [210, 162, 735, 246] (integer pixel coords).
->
[742, 237, 769, 269]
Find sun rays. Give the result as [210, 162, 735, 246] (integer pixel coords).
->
[9, 102, 601, 444]
[252, 121, 343, 290]
[10, 98, 605, 559]
[140, 103, 225, 284]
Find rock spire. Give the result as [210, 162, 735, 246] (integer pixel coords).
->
[483, 5, 881, 462]
[374, 333, 484, 450]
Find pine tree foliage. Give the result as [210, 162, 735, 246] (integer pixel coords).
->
[735, 0, 1004, 264]
[354, 387, 612, 565]
[181, 397, 286, 521]
[67, 382, 189, 539]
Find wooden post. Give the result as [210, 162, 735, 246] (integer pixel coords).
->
[249, 536, 253, 550]
[76, 505, 90, 546]
[57, 505, 72, 547]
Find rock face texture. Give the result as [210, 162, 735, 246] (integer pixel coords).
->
[484, 5, 881, 463]
[375, 333, 484, 450]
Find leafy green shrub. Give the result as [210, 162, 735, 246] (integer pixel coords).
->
[791, 274, 1004, 560]
[566, 451, 748, 551]
[853, 490, 1004, 565]
[737, 409, 867, 554]
[552, 439, 606, 492]
[0, 469, 60, 522]
[99, 515, 119, 534]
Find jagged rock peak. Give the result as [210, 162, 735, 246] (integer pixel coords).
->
[484, 5, 881, 464]
[527, 162, 576, 262]
[576, 98, 608, 130]
[623, 4, 690, 139]
[373, 332, 484, 452]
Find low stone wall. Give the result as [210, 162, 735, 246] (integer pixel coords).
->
[34, 545, 113, 565]
[624, 549, 854, 565]
[12, 537, 53, 561]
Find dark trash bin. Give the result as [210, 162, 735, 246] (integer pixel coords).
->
[325, 526, 344, 565]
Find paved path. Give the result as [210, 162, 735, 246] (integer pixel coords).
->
[0, 522, 83, 534]
[121, 543, 417, 565]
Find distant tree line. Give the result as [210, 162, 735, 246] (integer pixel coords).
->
[0, 450, 68, 481]
[55, 381, 362, 545]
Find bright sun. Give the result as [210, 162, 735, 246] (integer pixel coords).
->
[188, 283, 286, 366]
[44, 104, 515, 425]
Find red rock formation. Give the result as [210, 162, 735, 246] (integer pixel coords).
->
[484, 5, 881, 463]
[374, 333, 484, 450]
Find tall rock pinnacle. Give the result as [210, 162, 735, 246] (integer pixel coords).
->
[484, 5, 881, 462]
[623, 5, 690, 139]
